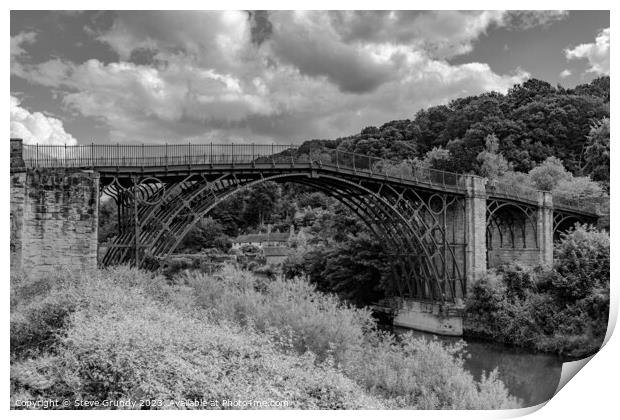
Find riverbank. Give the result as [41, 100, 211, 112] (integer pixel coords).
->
[11, 265, 518, 410]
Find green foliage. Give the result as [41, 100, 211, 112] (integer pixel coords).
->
[11, 265, 518, 409]
[423, 146, 453, 171]
[178, 217, 231, 253]
[10, 267, 383, 409]
[294, 76, 609, 178]
[553, 225, 609, 301]
[553, 176, 605, 201]
[465, 226, 610, 357]
[477, 134, 513, 181]
[583, 117, 610, 188]
[290, 233, 389, 306]
[183, 265, 518, 409]
[528, 157, 572, 191]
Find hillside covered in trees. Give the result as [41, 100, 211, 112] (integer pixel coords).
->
[295, 76, 609, 187]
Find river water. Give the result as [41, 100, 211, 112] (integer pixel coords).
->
[392, 327, 564, 407]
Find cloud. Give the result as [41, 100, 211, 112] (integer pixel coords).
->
[565, 28, 610, 75]
[10, 31, 36, 57]
[325, 11, 506, 59]
[268, 11, 394, 93]
[96, 10, 250, 73]
[10, 96, 77, 145]
[559, 69, 572, 78]
[502, 11, 568, 30]
[11, 11, 532, 144]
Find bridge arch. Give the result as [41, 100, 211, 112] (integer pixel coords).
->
[101, 171, 465, 302]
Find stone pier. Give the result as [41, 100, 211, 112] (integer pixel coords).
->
[393, 300, 465, 336]
[10, 139, 100, 278]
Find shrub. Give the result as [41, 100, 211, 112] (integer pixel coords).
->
[11, 265, 519, 409]
[184, 266, 518, 409]
[10, 267, 384, 409]
[184, 265, 372, 365]
[465, 226, 610, 357]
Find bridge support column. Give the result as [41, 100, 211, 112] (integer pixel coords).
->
[10, 140, 100, 278]
[464, 175, 487, 289]
[537, 191, 554, 267]
[393, 300, 464, 336]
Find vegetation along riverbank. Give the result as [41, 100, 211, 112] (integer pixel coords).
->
[11, 265, 519, 409]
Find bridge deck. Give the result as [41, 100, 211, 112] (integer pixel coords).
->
[19, 143, 601, 216]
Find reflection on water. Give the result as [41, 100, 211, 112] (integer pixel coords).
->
[392, 327, 563, 407]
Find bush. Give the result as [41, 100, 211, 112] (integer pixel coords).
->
[183, 266, 518, 409]
[10, 267, 383, 409]
[465, 226, 610, 357]
[11, 265, 518, 409]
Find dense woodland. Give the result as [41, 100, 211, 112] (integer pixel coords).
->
[97, 76, 610, 356]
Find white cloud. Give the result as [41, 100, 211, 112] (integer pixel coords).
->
[325, 11, 506, 60]
[559, 69, 572, 78]
[10, 31, 36, 57]
[10, 96, 77, 145]
[565, 28, 610, 75]
[10, 11, 533, 144]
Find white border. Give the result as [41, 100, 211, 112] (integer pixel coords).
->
[5, 3, 617, 419]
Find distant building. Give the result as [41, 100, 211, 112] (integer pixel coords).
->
[263, 246, 290, 265]
[231, 225, 294, 250]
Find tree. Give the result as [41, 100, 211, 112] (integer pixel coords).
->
[243, 181, 281, 228]
[553, 225, 609, 302]
[423, 146, 452, 171]
[477, 134, 512, 181]
[178, 217, 231, 253]
[528, 157, 572, 191]
[553, 176, 605, 200]
[583, 118, 610, 188]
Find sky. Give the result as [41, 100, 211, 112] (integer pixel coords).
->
[10, 10, 610, 146]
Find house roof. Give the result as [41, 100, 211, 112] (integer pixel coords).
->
[232, 232, 290, 244]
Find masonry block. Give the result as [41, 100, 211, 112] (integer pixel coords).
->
[393, 299, 465, 336]
[10, 168, 100, 278]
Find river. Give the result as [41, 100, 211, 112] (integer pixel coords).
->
[391, 327, 565, 407]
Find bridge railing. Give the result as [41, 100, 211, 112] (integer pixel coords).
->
[22, 143, 299, 168]
[22, 143, 467, 190]
[486, 179, 605, 215]
[485, 180, 540, 204]
[306, 148, 464, 189]
[20, 143, 601, 214]
[553, 194, 606, 215]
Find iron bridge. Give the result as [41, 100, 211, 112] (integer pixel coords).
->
[22, 143, 602, 303]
